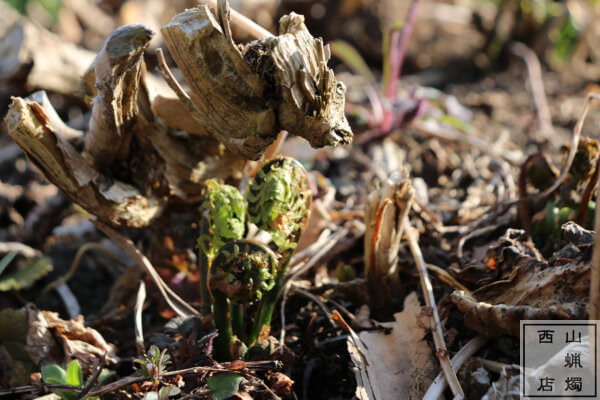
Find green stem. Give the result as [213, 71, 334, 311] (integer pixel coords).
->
[249, 253, 292, 344]
[213, 291, 233, 361]
[198, 215, 212, 315]
[231, 304, 246, 343]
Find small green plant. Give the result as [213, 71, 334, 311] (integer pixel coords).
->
[41, 359, 113, 400]
[134, 345, 181, 398]
[211, 240, 278, 360]
[198, 157, 312, 360]
[197, 179, 246, 314]
[134, 345, 171, 386]
[142, 386, 181, 400]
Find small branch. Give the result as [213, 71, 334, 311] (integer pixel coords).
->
[425, 264, 471, 294]
[93, 220, 199, 318]
[406, 222, 464, 399]
[509, 42, 553, 142]
[0, 362, 281, 398]
[134, 281, 147, 357]
[38, 242, 122, 301]
[74, 353, 107, 400]
[203, 0, 274, 39]
[423, 335, 488, 400]
[457, 224, 499, 259]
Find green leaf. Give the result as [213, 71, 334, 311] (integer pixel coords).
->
[97, 370, 116, 384]
[144, 392, 159, 400]
[66, 360, 82, 387]
[42, 364, 67, 385]
[436, 115, 473, 133]
[158, 385, 181, 399]
[0, 256, 53, 291]
[147, 345, 160, 363]
[0, 251, 19, 277]
[207, 374, 244, 400]
[330, 40, 375, 84]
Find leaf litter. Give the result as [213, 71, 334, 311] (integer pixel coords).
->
[2, 0, 600, 399]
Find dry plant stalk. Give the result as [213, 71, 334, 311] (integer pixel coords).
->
[405, 219, 464, 398]
[161, 0, 352, 160]
[5, 94, 163, 227]
[4, 0, 353, 228]
[364, 170, 414, 313]
[84, 24, 153, 170]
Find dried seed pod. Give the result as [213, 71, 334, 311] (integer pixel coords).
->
[211, 240, 278, 305]
[247, 157, 312, 254]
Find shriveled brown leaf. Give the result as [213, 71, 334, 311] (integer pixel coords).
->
[24, 305, 118, 372]
[357, 292, 438, 399]
[451, 228, 590, 337]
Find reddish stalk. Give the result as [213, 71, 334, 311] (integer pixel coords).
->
[381, 0, 424, 133]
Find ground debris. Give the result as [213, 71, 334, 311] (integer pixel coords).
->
[451, 225, 591, 337]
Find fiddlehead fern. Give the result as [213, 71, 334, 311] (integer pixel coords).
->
[246, 157, 312, 343]
[210, 240, 278, 360]
[197, 179, 246, 314]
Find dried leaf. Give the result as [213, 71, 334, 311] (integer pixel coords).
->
[451, 231, 590, 337]
[25, 305, 118, 372]
[356, 292, 438, 399]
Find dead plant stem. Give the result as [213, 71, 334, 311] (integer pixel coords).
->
[406, 221, 464, 399]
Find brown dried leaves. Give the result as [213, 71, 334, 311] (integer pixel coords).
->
[25, 305, 118, 373]
[161, 1, 352, 160]
[451, 227, 590, 337]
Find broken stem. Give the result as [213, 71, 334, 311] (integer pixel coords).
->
[203, 0, 274, 39]
[423, 335, 488, 400]
[406, 220, 464, 399]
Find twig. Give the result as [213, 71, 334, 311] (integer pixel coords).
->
[423, 335, 488, 400]
[38, 242, 124, 301]
[92, 220, 199, 318]
[155, 48, 208, 129]
[279, 281, 294, 351]
[74, 353, 106, 400]
[0, 384, 82, 396]
[469, 94, 594, 230]
[591, 129, 600, 320]
[203, 0, 274, 39]
[508, 42, 554, 142]
[304, 278, 366, 294]
[291, 286, 334, 326]
[425, 264, 471, 294]
[577, 156, 600, 226]
[456, 224, 499, 259]
[330, 310, 377, 400]
[286, 228, 349, 280]
[87, 362, 281, 397]
[134, 281, 147, 357]
[406, 222, 464, 399]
